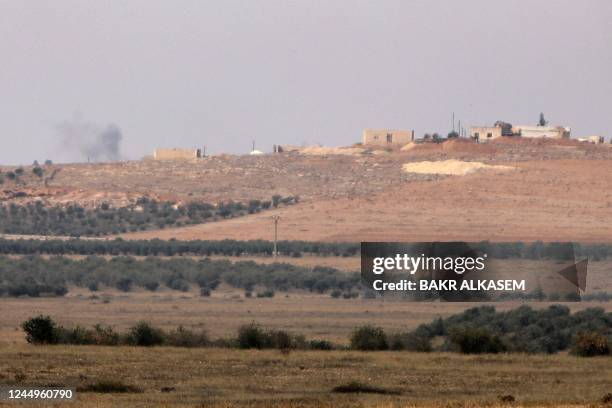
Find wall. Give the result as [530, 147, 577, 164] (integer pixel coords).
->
[362, 129, 414, 146]
[469, 126, 502, 142]
[512, 126, 571, 139]
[153, 148, 202, 160]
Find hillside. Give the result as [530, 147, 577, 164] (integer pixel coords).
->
[1, 138, 611, 242]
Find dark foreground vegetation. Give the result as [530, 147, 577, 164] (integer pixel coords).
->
[0, 195, 298, 237]
[351, 305, 612, 356]
[22, 306, 612, 356]
[0, 255, 359, 297]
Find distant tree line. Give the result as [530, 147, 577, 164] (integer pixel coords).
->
[0, 255, 359, 297]
[0, 195, 298, 237]
[0, 239, 611, 260]
[0, 238, 360, 257]
[21, 305, 612, 356]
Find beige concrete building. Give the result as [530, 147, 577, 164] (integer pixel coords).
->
[153, 148, 202, 160]
[578, 135, 604, 144]
[362, 129, 414, 146]
[469, 126, 503, 142]
[512, 125, 571, 139]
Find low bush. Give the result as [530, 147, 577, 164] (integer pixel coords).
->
[256, 289, 275, 298]
[237, 323, 270, 349]
[388, 332, 432, 352]
[449, 326, 506, 354]
[309, 339, 335, 350]
[571, 332, 610, 357]
[165, 326, 209, 348]
[127, 322, 165, 346]
[77, 380, 142, 393]
[332, 381, 400, 395]
[350, 325, 388, 351]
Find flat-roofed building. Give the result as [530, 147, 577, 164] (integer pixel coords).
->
[512, 125, 571, 139]
[153, 148, 202, 160]
[362, 129, 414, 146]
[469, 126, 503, 142]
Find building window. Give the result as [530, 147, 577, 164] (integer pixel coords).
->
[373, 135, 378, 140]
[487, 133, 492, 138]
[386, 133, 393, 143]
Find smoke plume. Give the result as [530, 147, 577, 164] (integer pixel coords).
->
[56, 116, 123, 162]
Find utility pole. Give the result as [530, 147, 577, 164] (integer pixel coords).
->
[272, 216, 280, 258]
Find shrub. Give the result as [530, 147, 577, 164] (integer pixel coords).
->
[115, 278, 132, 292]
[21, 315, 58, 344]
[309, 339, 334, 350]
[166, 326, 209, 347]
[256, 289, 275, 298]
[269, 330, 292, 349]
[200, 287, 211, 297]
[92, 324, 120, 345]
[571, 332, 610, 357]
[350, 325, 388, 351]
[127, 322, 165, 346]
[330, 289, 342, 298]
[332, 381, 400, 395]
[77, 380, 142, 393]
[57, 326, 96, 345]
[237, 323, 269, 349]
[388, 332, 432, 352]
[449, 326, 506, 354]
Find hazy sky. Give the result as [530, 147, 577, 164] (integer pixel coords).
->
[1, 0, 611, 164]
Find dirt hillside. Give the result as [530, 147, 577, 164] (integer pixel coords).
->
[2, 138, 611, 242]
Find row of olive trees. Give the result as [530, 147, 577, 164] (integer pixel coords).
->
[0, 255, 359, 297]
[0, 195, 298, 237]
[0, 237, 360, 257]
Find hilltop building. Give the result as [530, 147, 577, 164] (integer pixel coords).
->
[470, 121, 571, 142]
[362, 129, 415, 146]
[512, 125, 571, 139]
[577, 135, 604, 144]
[153, 148, 202, 160]
[469, 126, 503, 142]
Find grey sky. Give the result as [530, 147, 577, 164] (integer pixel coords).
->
[1, 0, 611, 164]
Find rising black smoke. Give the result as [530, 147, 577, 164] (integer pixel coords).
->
[56, 117, 123, 162]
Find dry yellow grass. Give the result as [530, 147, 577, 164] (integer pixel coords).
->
[1, 290, 610, 346]
[0, 345, 610, 407]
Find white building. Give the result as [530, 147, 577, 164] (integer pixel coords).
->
[512, 125, 571, 139]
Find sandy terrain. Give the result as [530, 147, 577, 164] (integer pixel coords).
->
[2, 138, 611, 242]
[121, 158, 612, 242]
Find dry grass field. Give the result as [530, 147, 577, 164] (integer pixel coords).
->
[1, 345, 611, 407]
[1, 290, 611, 346]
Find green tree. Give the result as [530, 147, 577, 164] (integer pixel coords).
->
[22, 315, 59, 344]
[538, 112, 548, 126]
